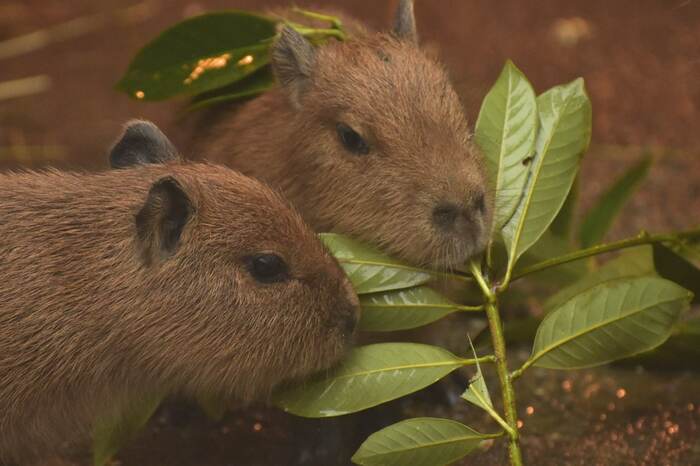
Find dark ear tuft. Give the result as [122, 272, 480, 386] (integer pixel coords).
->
[135, 176, 194, 264]
[392, 0, 418, 42]
[110, 120, 181, 169]
[271, 26, 316, 108]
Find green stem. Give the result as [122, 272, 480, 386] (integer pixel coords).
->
[479, 430, 509, 440]
[511, 228, 700, 282]
[470, 263, 523, 466]
[291, 7, 344, 30]
[510, 365, 528, 381]
[460, 355, 497, 366]
[456, 304, 484, 312]
[295, 26, 346, 41]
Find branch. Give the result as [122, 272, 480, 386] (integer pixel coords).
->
[511, 228, 700, 282]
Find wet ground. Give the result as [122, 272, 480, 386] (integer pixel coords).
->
[1, 0, 699, 465]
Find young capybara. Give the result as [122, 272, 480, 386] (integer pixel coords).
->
[187, 0, 492, 270]
[0, 121, 359, 463]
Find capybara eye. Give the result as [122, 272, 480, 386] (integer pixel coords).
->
[336, 123, 370, 155]
[246, 253, 289, 284]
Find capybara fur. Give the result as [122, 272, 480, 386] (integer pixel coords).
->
[0, 125, 359, 463]
[186, 0, 492, 270]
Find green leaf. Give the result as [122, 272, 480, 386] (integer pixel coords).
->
[359, 286, 470, 332]
[352, 417, 489, 466]
[460, 339, 493, 412]
[273, 343, 467, 417]
[475, 60, 538, 229]
[502, 78, 592, 274]
[544, 245, 655, 311]
[93, 393, 163, 466]
[531, 276, 691, 369]
[579, 155, 652, 247]
[117, 12, 277, 101]
[187, 67, 275, 111]
[654, 241, 700, 304]
[320, 234, 432, 294]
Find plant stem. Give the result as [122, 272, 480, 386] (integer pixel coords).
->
[470, 263, 523, 466]
[511, 227, 700, 282]
[485, 301, 523, 465]
[460, 355, 497, 366]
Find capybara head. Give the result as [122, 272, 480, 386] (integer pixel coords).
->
[199, 0, 492, 270]
[109, 122, 360, 400]
[270, 1, 491, 269]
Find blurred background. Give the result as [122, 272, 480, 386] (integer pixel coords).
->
[1, 1, 699, 465]
[1, 0, 698, 237]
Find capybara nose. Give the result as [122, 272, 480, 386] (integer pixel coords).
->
[432, 193, 486, 232]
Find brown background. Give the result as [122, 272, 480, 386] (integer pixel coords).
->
[1, 1, 699, 465]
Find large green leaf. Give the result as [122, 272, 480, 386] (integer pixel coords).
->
[579, 155, 652, 248]
[359, 286, 471, 332]
[501, 78, 592, 273]
[93, 393, 163, 466]
[475, 60, 538, 229]
[117, 12, 277, 101]
[544, 245, 655, 311]
[320, 234, 433, 294]
[352, 418, 488, 466]
[273, 343, 467, 417]
[531, 276, 691, 369]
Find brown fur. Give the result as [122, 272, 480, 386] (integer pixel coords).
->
[0, 163, 358, 463]
[187, 3, 491, 269]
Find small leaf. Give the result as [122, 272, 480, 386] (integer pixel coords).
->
[502, 78, 592, 273]
[93, 393, 163, 466]
[475, 60, 538, 229]
[117, 12, 277, 101]
[352, 417, 489, 466]
[273, 343, 466, 417]
[579, 155, 652, 247]
[531, 276, 691, 369]
[461, 338, 493, 412]
[359, 286, 468, 332]
[544, 245, 655, 311]
[320, 234, 432, 294]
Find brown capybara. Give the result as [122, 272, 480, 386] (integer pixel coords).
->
[0, 121, 359, 463]
[187, 0, 492, 270]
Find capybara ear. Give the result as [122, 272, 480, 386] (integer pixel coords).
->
[135, 176, 194, 263]
[392, 0, 418, 43]
[271, 25, 316, 109]
[110, 120, 181, 169]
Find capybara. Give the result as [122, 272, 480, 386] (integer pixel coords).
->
[186, 0, 492, 269]
[0, 121, 359, 463]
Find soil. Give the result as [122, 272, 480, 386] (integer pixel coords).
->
[1, 1, 699, 465]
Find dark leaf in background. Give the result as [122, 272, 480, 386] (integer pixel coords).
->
[579, 154, 652, 248]
[117, 12, 277, 101]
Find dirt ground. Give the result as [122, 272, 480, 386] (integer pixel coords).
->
[1, 0, 699, 465]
